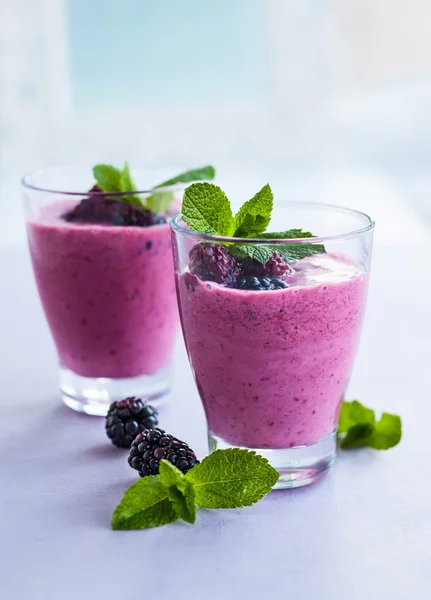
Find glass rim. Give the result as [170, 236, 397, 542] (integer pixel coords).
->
[170, 201, 375, 244]
[21, 166, 185, 196]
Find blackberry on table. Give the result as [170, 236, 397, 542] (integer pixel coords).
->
[234, 276, 289, 291]
[63, 196, 166, 227]
[240, 251, 293, 279]
[128, 428, 199, 476]
[105, 397, 158, 448]
[189, 243, 239, 284]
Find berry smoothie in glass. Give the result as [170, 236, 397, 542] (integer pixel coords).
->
[171, 182, 374, 488]
[22, 164, 215, 415]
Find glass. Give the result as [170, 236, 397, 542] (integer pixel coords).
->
[22, 166, 184, 415]
[171, 201, 374, 488]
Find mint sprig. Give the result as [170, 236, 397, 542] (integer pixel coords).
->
[232, 184, 273, 238]
[186, 449, 279, 509]
[93, 162, 144, 208]
[181, 182, 232, 236]
[111, 449, 278, 530]
[159, 460, 196, 524]
[182, 182, 325, 263]
[111, 476, 178, 530]
[338, 400, 402, 450]
[92, 163, 216, 213]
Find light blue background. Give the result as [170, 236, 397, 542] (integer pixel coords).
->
[67, 0, 267, 110]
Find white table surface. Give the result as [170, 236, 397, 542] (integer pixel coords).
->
[1, 244, 430, 600]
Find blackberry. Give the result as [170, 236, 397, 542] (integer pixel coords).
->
[63, 196, 166, 227]
[189, 243, 239, 284]
[234, 276, 289, 291]
[105, 397, 158, 448]
[240, 251, 293, 279]
[128, 428, 199, 476]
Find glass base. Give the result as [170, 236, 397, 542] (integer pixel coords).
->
[208, 430, 337, 489]
[60, 364, 172, 416]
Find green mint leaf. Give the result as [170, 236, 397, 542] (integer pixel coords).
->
[155, 165, 215, 188]
[159, 460, 196, 524]
[111, 476, 178, 530]
[182, 183, 233, 236]
[232, 184, 273, 238]
[366, 413, 402, 450]
[93, 164, 123, 192]
[119, 162, 145, 207]
[185, 448, 279, 509]
[229, 244, 274, 264]
[260, 229, 325, 261]
[146, 191, 174, 213]
[339, 423, 376, 449]
[338, 400, 402, 450]
[259, 229, 314, 239]
[120, 161, 136, 191]
[338, 400, 375, 434]
[229, 228, 325, 264]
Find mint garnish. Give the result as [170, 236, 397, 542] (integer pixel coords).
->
[111, 476, 178, 530]
[93, 164, 123, 192]
[182, 181, 233, 236]
[338, 400, 402, 450]
[92, 163, 216, 213]
[93, 162, 143, 207]
[232, 184, 273, 238]
[111, 449, 278, 530]
[154, 165, 215, 188]
[182, 182, 325, 263]
[185, 449, 279, 509]
[159, 460, 196, 524]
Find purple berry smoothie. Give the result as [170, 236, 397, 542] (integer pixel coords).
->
[177, 254, 368, 449]
[27, 201, 177, 378]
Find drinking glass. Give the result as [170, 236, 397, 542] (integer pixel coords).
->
[171, 201, 374, 488]
[22, 166, 183, 415]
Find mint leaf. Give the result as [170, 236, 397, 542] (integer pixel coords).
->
[232, 184, 273, 237]
[367, 413, 402, 450]
[146, 165, 215, 213]
[259, 229, 325, 261]
[154, 165, 215, 188]
[260, 229, 314, 239]
[339, 423, 376, 449]
[111, 476, 178, 530]
[338, 400, 402, 450]
[146, 191, 174, 213]
[229, 228, 324, 264]
[120, 161, 136, 191]
[93, 162, 143, 207]
[182, 183, 233, 236]
[159, 460, 196, 524]
[93, 164, 123, 192]
[229, 244, 274, 264]
[185, 449, 279, 509]
[338, 400, 375, 434]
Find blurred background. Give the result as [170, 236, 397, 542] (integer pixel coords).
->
[1, 0, 431, 247]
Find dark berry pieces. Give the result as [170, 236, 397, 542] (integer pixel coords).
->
[105, 397, 158, 448]
[189, 243, 239, 284]
[240, 251, 293, 279]
[128, 428, 199, 477]
[234, 276, 289, 291]
[63, 196, 166, 227]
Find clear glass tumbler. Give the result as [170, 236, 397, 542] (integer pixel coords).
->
[171, 201, 374, 488]
[22, 166, 184, 415]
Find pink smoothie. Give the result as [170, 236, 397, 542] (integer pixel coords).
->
[27, 202, 177, 378]
[177, 254, 368, 449]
